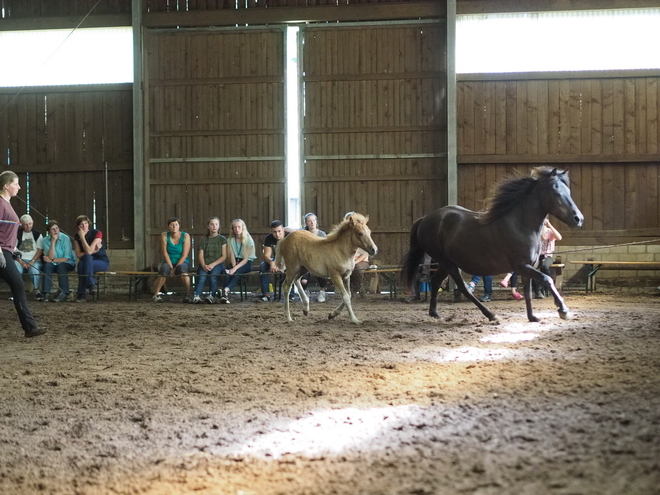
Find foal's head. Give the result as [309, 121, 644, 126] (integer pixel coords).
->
[343, 213, 378, 256]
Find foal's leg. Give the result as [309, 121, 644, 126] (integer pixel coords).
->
[329, 273, 361, 324]
[446, 265, 498, 322]
[294, 275, 309, 316]
[282, 273, 295, 322]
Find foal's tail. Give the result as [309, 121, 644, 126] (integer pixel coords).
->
[400, 217, 425, 289]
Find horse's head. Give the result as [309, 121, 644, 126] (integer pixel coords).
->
[346, 213, 378, 256]
[537, 168, 584, 228]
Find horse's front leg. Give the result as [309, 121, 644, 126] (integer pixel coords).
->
[520, 275, 538, 322]
[294, 276, 309, 316]
[519, 264, 570, 320]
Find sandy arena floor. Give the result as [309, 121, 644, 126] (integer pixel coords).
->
[1, 289, 659, 495]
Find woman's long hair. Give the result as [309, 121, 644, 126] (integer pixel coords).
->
[229, 219, 253, 257]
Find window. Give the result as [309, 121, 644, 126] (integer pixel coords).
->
[0, 27, 133, 87]
[457, 9, 660, 73]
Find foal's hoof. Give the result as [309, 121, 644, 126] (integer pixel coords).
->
[559, 310, 572, 320]
[528, 315, 540, 323]
[328, 313, 336, 320]
[303, 309, 309, 316]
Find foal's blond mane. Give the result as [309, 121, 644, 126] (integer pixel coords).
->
[326, 213, 369, 240]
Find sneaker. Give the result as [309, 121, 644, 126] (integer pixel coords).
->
[534, 292, 545, 300]
[219, 296, 230, 304]
[511, 291, 523, 300]
[75, 294, 86, 303]
[467, 282, 476, 293]
[54, 292, 69, 303]
[317, 290, 326, 303]
[25, 327, 47, 338]
[153, 294, 163, 303]
[257, 295, 270, 303]
[192, 295, 202, 304]
[204, 295, 214, 304]
[183, 295, 192, 304]
[35, 292, 44, 302]
[43, 294, 51, 303]
[479, 294, 492, 303]
[88, 285, 96, 296]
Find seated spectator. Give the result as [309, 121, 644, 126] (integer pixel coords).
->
[73, 215, 110, 302]
[220, 219, 256, 304]
[192, 217, 227, 304]
[467, 275, 493, 302]
[299, 212, 328, 303]
[42, 220, 76, 302]
[14, 214, 44, 300]
[152, 217, 192, 303]
[258, 220, 288, 302]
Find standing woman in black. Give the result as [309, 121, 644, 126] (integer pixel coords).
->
[0, 171, 46, 337]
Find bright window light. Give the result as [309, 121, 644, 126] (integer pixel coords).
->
[457, 8, 660, 73]
[0, 27, 133, 87]
[286, 26, 301, 228]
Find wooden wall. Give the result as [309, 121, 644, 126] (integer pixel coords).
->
[144, 0, 436, 12]
[0, 85, 134, 248]
[302, 22, 447, 265]
[457, 74, 660, 245]
[144, 28, 285, 266]
[0, 0, 130, 17]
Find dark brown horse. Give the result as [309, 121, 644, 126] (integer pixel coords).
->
[401, 167, 584, 322]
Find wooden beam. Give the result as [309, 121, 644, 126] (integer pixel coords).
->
[459, 70, 660, 82]
[143, 3, 444, 28]
[457, 0, 660, 15]
[0, 14, 131, 31]
[458, 153, 660, 164]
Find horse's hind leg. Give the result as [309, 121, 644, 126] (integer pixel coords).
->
[282, 274, 295, 322]
[447, 266, 498, 322]
[428, 268, 448, 318]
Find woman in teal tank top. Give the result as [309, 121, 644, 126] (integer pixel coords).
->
[152, 217, 192, 302]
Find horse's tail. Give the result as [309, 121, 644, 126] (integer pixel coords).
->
[401, 217, 425, 289]
[274, 238, 285, 271]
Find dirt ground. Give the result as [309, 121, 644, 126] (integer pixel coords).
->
[1, 288, 659, 495]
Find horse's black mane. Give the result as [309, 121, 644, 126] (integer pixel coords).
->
[477, 166, 564, 224]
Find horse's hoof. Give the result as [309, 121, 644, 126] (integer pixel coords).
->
[559, 310, 572, 320]
[303, 310, 309, 316]
[351, 319, 362, 325]
[528, 315, 540, 322]
[487, 315, 500, 322]
[328, 313, 336, 320]
[429, 311, 440, 319]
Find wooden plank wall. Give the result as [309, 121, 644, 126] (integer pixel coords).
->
[302, 23, 447, 265]
[0, 0, 130, 17]
[457, 76, 660, 244]
[0, 86, 134, 247]
[145, 29, 285, 267]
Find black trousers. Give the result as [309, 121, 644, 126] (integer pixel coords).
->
[1, 249, 38, 333]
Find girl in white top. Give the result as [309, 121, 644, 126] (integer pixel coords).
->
[220, 219, 256, 303]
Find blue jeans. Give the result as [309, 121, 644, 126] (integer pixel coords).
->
[195, 263, 225, 297]
[259, 260, 285, 295]
[470, 275, 493, 296]
[77, 254, 109, 296]
[43, 262, 75, 294]
[14, 259, 43, 292]
[224, 261, 252, 291]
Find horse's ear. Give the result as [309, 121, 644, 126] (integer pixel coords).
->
[364, 214, 369, 223]
[551, 168, 558, 176]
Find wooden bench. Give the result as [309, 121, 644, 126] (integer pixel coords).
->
[364, 266, 401, 299]
[96, 271, 159, 301]
[569, 261, 660, 292]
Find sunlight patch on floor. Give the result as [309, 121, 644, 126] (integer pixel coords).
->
[230, 405, 420, 459]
